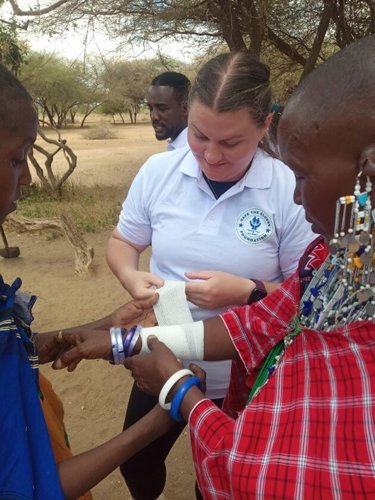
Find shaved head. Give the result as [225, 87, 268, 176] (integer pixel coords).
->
[0, 64, 32, 132]
[277, 35, 375, 241]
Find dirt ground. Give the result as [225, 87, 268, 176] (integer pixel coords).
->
[0, 119, 197, 499]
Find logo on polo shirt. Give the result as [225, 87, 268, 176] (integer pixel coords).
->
[236, 208, 274, 244]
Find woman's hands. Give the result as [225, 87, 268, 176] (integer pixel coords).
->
[185, 270, 253, 309]
[120, 268, 164, 299]
[106, 232, 164, 299]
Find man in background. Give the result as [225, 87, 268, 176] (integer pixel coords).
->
[147, 71, 190, 150]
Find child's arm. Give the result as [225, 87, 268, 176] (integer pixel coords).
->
[48, 315, 238, 371]
[36, 295, 158, 366]
[57, 404, 172, 500]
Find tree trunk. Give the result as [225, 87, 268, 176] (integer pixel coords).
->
[80, 103, 101, 128]
[267, 28, 307, 67]
[6, 214, 94, 275]
[28, 127, 77, 199]
[299, 0, 335, 81]
[247, 0, 268, 58]
[215, 0, 247, 51]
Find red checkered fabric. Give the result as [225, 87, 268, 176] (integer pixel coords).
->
[189, 240, 375, 499]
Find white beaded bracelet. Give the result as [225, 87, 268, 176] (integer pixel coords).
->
[158, 369, 194, 410]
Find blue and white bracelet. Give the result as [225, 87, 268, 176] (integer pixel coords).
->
[110, 325, 143, 364]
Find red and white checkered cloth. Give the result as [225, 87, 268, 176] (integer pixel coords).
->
[189, 239, 375, 499]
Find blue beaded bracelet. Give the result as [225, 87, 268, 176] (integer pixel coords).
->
[170, 376, 202, 422]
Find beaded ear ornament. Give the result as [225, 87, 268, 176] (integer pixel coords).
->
[299, 170, 375, 330]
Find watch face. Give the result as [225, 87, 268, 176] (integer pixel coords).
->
[252, 288, 267, 302]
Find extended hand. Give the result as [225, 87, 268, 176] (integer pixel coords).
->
[35, 331, 69, 365]
[38, 329, 112, 371]
[37, 295, 159, 369]
[185, 270, 252, 309]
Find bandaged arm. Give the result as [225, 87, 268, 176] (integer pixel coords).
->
[139, 316, 237, 361]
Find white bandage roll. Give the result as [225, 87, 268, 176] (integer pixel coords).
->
[140, 321, 204, 360]
[154, 281, 193, 325]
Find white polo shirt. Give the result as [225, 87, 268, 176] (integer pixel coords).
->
[166, 127, 188, 151]
[117, 147, 314, 398]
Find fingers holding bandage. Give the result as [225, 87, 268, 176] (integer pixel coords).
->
[122, 269, 164, 299]
[153, 280, 193, 325]
[142, 281, 203, 360]
[139, 321, 204, 360]
[185, 270, 253, 309]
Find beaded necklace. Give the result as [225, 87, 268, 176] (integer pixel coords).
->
[299, 174, 375, 331]
[245, 174, 374, 405]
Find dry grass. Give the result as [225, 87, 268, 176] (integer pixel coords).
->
[18, 183, 124, 233]
[82, 123, 118, 140]
[17, 114, 165, 233]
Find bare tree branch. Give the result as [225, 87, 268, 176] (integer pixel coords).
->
[8, 0, 73, 16]
[299, 0, 335, 81]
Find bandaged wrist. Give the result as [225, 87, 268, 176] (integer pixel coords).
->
[140, 321, 204, 360]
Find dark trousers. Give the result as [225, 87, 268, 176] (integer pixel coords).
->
[120, 382, 223, 500]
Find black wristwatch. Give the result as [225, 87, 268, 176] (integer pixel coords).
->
[247, 279, 267, 305]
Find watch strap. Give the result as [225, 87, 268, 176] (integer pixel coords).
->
[247, 279, 267, 305]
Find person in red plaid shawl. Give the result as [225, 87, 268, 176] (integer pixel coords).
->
[122, 35, 375, 498]
[53, 35, 375, 498]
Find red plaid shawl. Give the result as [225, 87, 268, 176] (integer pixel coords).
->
[189, 239, 375, 499]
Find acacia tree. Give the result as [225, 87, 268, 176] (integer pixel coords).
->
[102, 59, 151, 124]
[6, 0, 375, 80]
[99, 98, 127, 124]
[0, 26, 92, 265]
[76, 58, 107, 128]
[19, 53, 83, 128]
[18, 53, 105, 128]
[0, 21, 26, 75]
[28, 127, 77, 199]
[101, 56, 187, 123]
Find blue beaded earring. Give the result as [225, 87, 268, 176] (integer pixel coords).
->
[299, 170, 375, 330]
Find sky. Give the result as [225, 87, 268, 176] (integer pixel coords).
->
[21, 29, 188, 63]
[21, 30, 128, 62]
[1, 0, 194, 63]
[22, 30, 116, 61]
